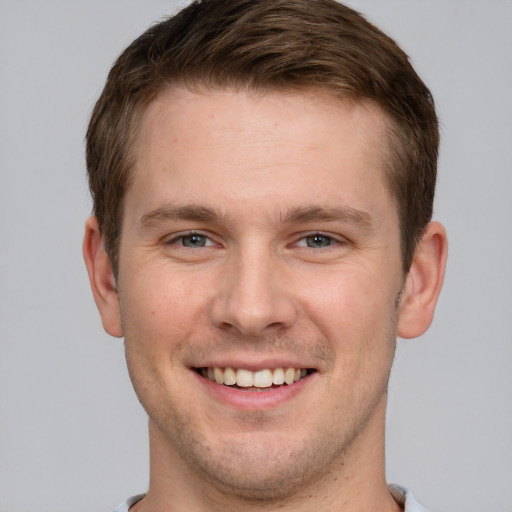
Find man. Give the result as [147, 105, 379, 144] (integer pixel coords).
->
[83, 0, 447, 510]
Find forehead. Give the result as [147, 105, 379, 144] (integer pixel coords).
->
[138, 86, 389, 147]
[128, 87, 394, 224]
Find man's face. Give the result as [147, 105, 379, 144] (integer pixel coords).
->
[116, 88, 405, 497]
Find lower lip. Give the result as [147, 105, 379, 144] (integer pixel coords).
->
[193, 370, 314, 411]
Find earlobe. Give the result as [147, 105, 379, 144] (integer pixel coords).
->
[397, 221, 448, 339]
[82, 216, 123, 338]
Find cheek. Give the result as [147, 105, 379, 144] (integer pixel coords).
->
[119, 267, 210, 356]
[298, 265, 400, 376]
[119, 272, 202, 413]
[304, 265, 397, 332]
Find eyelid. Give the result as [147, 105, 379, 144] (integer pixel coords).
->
[292, 231, 349, 248]
[162, 230, 220, 247]
[161, 230, 348, 248]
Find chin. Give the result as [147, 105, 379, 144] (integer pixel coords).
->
[196, 449, 321, 502]
[173, 427, 342, 503]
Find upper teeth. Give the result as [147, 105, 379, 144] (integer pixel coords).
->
[201, 367, 307, 387]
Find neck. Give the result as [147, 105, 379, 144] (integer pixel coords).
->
[134, 399, 401, 512]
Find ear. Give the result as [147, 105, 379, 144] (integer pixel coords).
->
[397, 221, 448, 339]
[82, 216, 123, 337]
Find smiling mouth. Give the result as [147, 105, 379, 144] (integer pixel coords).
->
[195, 367, 315, 390]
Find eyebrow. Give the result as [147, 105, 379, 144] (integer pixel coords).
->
[139, 204, 226, 230]
[138, 203, 374, 231]
[281, 206, 374, 230]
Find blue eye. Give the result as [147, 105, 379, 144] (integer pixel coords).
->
[304, 234, 333, 248]
[180, 234, 209, 248]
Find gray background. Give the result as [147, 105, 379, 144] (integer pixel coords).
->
[1, 1, 511, 511]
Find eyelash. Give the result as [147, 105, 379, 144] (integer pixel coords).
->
[163, 231, 346, 250]
[292, 232, 347, 250]
[163, 231, 218, 248]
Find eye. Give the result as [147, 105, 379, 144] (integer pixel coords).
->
[167, 232, 216, 248]
[306, 234, 333, 248]
[181, 233, 212, 248]
[296, 233, 336, 248]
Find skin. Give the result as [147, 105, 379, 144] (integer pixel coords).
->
[84, 88, 447, 511]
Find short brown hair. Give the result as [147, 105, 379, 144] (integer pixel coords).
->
[86, 0, 439, 275]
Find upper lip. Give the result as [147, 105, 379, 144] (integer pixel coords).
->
[190, 359, 315, 372]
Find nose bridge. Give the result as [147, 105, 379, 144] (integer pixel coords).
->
[211, 241, 296, 335]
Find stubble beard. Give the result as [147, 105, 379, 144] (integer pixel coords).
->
[126, 351, 395, 505]
[147, 381, 391, 506]
[122, 298, 401, 505]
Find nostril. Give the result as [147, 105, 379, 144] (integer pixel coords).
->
[267, 321, 285, 330]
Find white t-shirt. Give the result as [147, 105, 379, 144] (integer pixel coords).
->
[113, 484, 428, 511]
[113, 493, 145, 512]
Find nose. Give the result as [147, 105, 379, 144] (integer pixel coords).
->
[210, 247, 298, 337]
